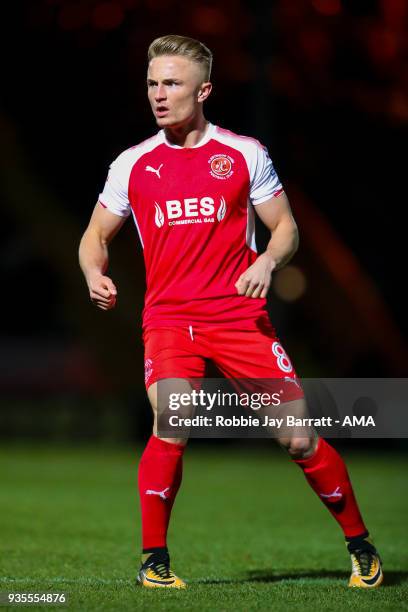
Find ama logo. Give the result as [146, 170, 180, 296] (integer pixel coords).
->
[154, 197, 227, 228]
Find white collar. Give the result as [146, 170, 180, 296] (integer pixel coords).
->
[160, 122, 216, 149]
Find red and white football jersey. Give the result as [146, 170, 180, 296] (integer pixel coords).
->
[99, 123, 284, 330]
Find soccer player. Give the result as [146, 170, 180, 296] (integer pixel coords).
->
[79, 35, 382, 589]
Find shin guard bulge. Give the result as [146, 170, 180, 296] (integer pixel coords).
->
[138, 435, 185, 549]
[294, 438, 367, 538]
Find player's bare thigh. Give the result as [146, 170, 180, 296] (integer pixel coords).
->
[147, 380, 189, 446]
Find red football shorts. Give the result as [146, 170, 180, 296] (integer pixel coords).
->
[143, 323, 304, 402]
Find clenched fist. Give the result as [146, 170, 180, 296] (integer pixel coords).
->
[88, 273, 117, 310]
[235, 252, 277, 299]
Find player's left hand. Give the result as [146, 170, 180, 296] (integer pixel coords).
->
[235, 252, 277, 298]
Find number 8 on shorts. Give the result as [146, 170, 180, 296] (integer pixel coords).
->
[272, 341, 293, 373]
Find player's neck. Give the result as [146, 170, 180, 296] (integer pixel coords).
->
[164, 116, 209, 148]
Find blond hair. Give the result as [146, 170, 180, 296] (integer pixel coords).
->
[148, 35, 213, 81]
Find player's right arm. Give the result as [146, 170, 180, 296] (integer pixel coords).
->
[79, 202, 127, 310]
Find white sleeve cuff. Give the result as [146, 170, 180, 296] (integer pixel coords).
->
[252, 186, 284, 206]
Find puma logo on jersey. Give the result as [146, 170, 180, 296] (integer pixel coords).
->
[154, 197, 227, 228]
[319, 486, 342, 500]
[145, 163, 163, 178]
[146, 487, 170, 500]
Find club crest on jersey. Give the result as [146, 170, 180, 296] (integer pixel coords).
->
[208, 154, 234, 180]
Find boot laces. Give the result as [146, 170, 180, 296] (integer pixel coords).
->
[148, 552, 172, 579]
[353, 549, 374, 576]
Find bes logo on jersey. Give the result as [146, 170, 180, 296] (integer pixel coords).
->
[154, 196, 227, 228]
[209, 154, 234, 180]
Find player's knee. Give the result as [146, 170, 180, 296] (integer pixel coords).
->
[286, 437, 315, 459]
[158, 436, 188, 446]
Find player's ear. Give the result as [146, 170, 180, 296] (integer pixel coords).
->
[197, 81, 212, 103]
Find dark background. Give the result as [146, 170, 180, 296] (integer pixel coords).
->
[1, 0, 407, 441]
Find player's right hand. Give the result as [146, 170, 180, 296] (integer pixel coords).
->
[88, 274, 117, 310]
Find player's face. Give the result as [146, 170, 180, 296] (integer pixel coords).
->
[147, 55, 211, 128]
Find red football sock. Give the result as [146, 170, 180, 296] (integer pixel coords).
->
[138, 435, 185, 550]
[293, 437, 367, 538]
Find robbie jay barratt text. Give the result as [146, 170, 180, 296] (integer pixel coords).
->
[166, 415, 376, 428]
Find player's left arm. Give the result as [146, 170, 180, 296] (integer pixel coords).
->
[235, 192, 299, 298]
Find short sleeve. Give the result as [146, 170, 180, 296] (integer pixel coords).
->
[98, 156, 131, 218]
[250, 145, 283, 205]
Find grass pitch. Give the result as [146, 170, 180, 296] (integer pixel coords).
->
[0, 443, 407, 611]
